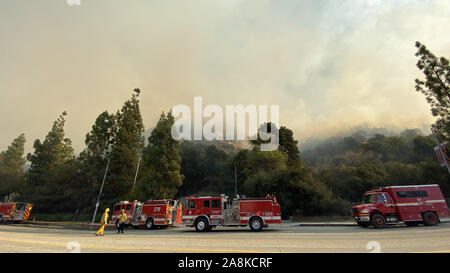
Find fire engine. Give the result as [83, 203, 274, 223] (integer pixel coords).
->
[0, 202, 33, 223]
[352, 184, 450, 228]
[182, 195, 281, 232]
[111, 200, 179, 229]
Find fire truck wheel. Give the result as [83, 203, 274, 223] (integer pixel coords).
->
[249, 217, 263, 232]
[146, 218, 154, 230]
[422, 212, 439, 226]
[194, 217, 209, 232]
[371, 214, 386, 229]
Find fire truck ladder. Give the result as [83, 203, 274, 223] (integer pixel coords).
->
[131, 204, 142, 226]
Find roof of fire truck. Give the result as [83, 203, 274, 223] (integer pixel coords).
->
[365, 184, 440, 194]
[143, 199, 173, 205]
[186, 195, 276, 202]
[0, 202, 29, 205]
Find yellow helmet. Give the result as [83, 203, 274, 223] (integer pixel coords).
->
[105, 208, 110, 212]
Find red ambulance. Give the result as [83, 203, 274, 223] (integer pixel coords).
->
[352, 184, 450, 228]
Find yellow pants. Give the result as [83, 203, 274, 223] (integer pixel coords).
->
[96, 224, 106, 235]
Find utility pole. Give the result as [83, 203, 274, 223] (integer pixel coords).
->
[91, 151, 111, 226]
[431, 128, 450, 175]
[132, 156, 141, 193]
[234, 165, 238, 196]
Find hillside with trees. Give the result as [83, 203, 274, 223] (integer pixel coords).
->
[0, 41, 448, 221]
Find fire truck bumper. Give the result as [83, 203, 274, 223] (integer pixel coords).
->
[353, 215, 370, 222]
[182, 218, 194, 226]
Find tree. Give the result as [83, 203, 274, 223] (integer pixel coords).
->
[400, 129, 422, 143]
[179, 142, 206, 195]
[415, 41, 450, 140]
[250, 123, 302, 167]
[318, 163, 387, 202]
[243, 149, 335, 217]
[72, 111, 116, 220]
[107, 89, 145, 202]
[204, 145, 228, 193]
[232, 149, 249, 195]
[179, 141, 237, 196]
[412, 135, 436, 163]
[361, 135, 412, 163]
[278, 126, 302, 167]
[25, 111, 76, 212]
[0, 134, 26, 198]
[85, 111, 116, 157]
[137, 111, 183, 200]
[302, 136, 363, 167]
[245, 124, 337, 217]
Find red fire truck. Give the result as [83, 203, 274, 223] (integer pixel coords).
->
[182, 195, 281, 232]
[352, 184, 450, 228]
[0, 202, 33, 223]
[111, 200, 179, 229]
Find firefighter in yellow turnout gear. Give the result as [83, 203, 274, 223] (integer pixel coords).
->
[117, 209, 127, 234]
[95, 208, 110, 236]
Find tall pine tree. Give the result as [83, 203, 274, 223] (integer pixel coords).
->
[72, 111, 116, 220]
[0, 134, 26, 199]
[137, 111, 183, 200]
[107, 89, 145, 202]
[26, 111, 76, 212]
[415, 41, 450, 140]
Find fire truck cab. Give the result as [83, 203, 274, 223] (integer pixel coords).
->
[182, 195, 281, 232]
[0, 202, 33, 223]
[112, 200, 178, 229]
[111, 200, 141, 227]
[352, 184, 450, 228]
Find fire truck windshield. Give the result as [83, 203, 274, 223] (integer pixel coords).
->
[362, 194, 377, 204]
[187, 200, 195, 209]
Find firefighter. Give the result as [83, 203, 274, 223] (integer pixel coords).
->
[176, 203, 183, 224]
[95, 208, 110, 237]
[117, 209, 127, 234]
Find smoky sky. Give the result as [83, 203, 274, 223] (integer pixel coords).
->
[0, 0, 449, 154]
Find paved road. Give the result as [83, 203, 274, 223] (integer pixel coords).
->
[1, 222, 450, 253]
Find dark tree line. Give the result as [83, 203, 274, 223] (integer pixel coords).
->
[0, 42, 448, 220]
[310, 133, 450, 203]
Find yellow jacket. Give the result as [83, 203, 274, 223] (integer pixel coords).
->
[100, 212, 109, 225]
[118, 212, 127, 224]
